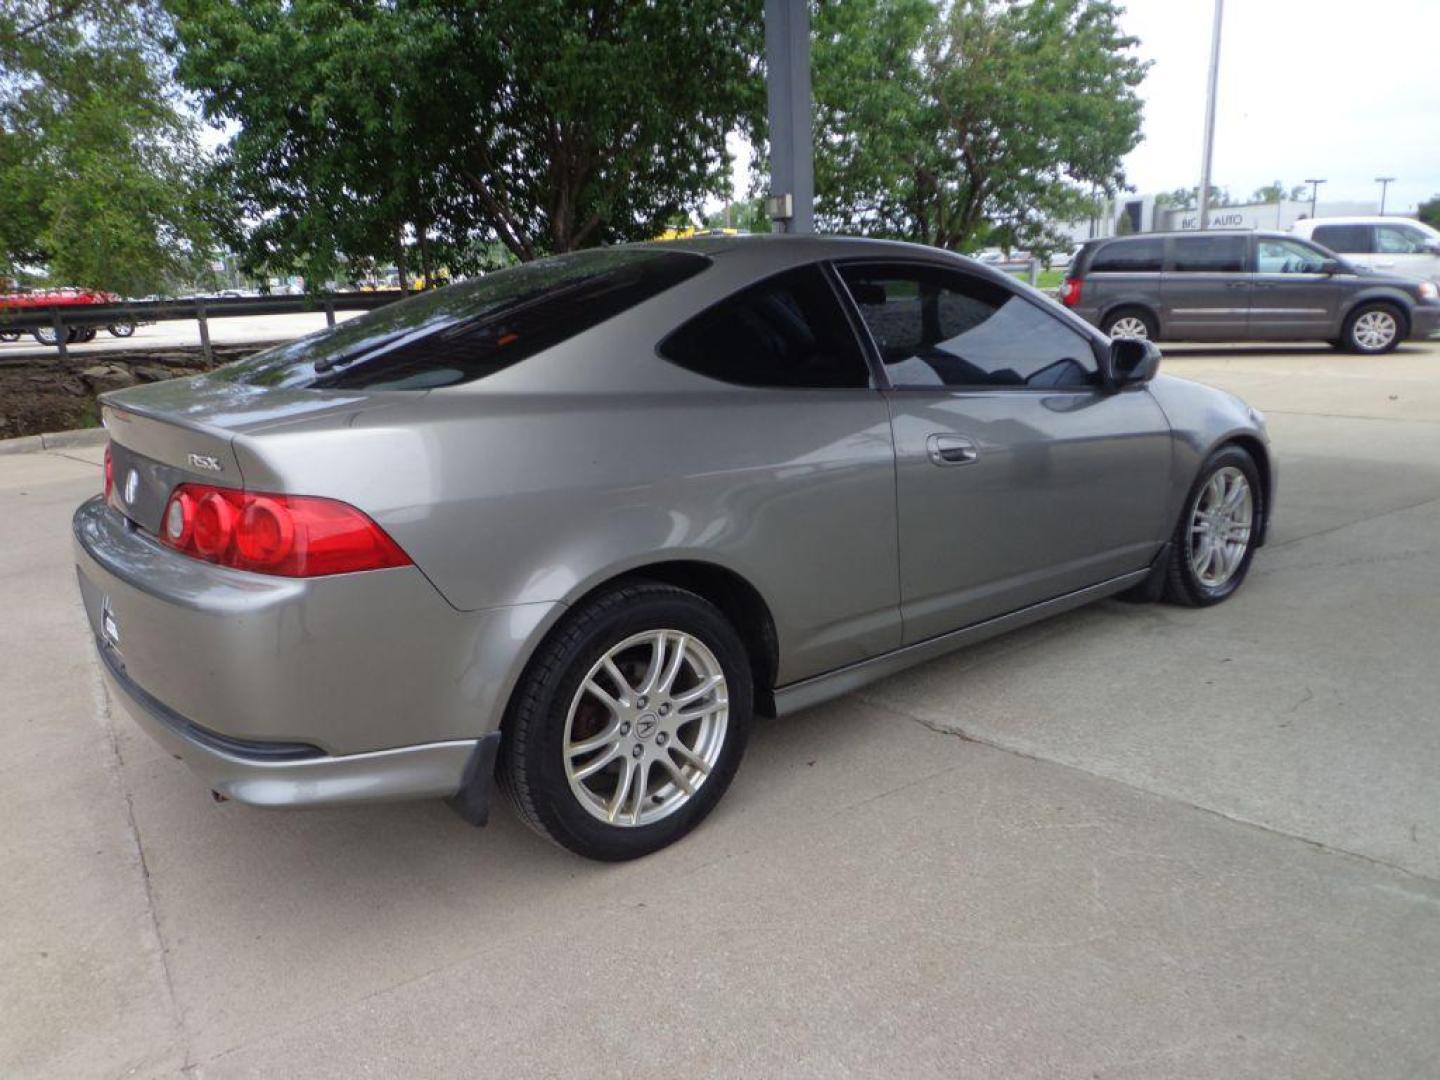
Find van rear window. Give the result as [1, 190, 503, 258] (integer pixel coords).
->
[1089, 238, 1164, 273]
[217, 249, 710, 391]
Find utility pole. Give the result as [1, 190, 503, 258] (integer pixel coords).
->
[1305, 178, 1326, 219]
[1376, 176, 1396, 215]
[1196, 0, 1224, 231]
[764, 0, 814, 234]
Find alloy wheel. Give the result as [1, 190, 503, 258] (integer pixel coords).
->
[1353, 310, 1397, 351]
[563, 629, 728, 828]
[1109, 316, 1149, 339]
[1188, 466, 1253, 588]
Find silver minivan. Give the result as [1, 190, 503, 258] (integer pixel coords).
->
[1061, 229, 1440, 353]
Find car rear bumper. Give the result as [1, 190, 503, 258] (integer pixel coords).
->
[93, 632, 490, 807]
[73, 495, 556, 807]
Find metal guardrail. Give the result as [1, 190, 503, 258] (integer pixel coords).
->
[0, 291, 409, 362]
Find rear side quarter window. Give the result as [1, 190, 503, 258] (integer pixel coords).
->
[1089, 238, 1164, 273]
[1312, 225, 1373, 254]
[658, 265, 871, 389]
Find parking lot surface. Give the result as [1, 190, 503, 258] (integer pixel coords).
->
[3, 340, 1439, 1078]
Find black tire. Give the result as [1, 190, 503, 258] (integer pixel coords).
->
[498, 581, 754, 861]
[76, 326, 98, 342]
[1341, 302, 1405, 354]
[107, 320, 136, 338]
[0, 330, 19, 342]
[1101, 306, 1159, 342]
[1163, 445, 1262, 607]
[32, 325, 62, 346]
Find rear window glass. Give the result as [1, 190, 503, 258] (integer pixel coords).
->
[216, 249, 709, 391]
[1171, 235, 1246, 273]
[1089, 238, 1163, 273]
[1312, 224, 1372, 254]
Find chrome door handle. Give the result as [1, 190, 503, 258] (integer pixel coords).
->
[1225, 281, 1251, 289]
[927, 434, 978, 466]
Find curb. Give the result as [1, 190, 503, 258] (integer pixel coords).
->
[0, 427, 107, 456]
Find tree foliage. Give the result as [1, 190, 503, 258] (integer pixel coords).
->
[168, 0, 764, 280]
[1154, 184, 1232, 211]
[806, 0, 1146, 255]
[1417, 195, 1440, 231]
[0, 1, 212, 293]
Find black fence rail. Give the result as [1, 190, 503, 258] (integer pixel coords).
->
[0, 291, 409, 362]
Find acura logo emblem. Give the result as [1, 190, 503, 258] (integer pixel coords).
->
[636, 715, 658, 739]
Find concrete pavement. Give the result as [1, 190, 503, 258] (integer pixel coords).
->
[3, 342, 1439, 1077]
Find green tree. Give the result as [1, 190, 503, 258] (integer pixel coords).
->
[0, 1, 212, 294]
[704, 197, 771, 233]
[169, 0, 764, 276]
[1418, 195, 1440, 231]
[1155, 184, 1232, 211]
[806, 0, 1147, 256]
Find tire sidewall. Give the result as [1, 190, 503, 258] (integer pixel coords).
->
[511, 590, 753, 861]
[1174, 446, 1262, 605]
[1345, 303, 1403, 354]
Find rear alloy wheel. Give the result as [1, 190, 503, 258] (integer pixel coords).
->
[1103, 307, 1157, 341]
[1343, 303, 1403, 354]
[107, 320, 136, 338]
[0, 330, 19, 342]
[498, 581, 752, 860]
[1164, 446, 1261, 606]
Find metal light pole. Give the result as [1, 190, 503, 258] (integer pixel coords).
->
[1305, 178, 1326, 219]
[1375, 176, 1396, 215]
[1196, 0, 1224, 231]
[764, 0, 814, 234]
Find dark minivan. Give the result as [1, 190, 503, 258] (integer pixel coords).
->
[1060, 229, 1440, 353]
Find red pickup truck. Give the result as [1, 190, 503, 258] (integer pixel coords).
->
[0, 287, 138, 346]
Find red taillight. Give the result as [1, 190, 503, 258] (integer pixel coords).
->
[1060, 277, 1083, 307]
[159, 483, 411, 577]
[103, 444, 114, 503]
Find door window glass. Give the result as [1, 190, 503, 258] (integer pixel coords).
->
[658, 265, 871, 388]
[1256, 239, 1328, 274]
[839, 264, 1097, 390]
[1089, 238, 1163, 273]
[1171, 235, 1247, 273]
[1376, 225, 1429, 254]
[1311, 224, 1372, 254]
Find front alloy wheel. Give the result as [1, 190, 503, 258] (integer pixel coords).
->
[498, 581, 752, 860]
[1345, 305, 1401, 354]
[1164, 445, 1262, 606]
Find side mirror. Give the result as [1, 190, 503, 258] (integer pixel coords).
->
[1107, 337, 1161, 388]
[1425, 241, 1440, 256]
[1320, 258, 1344, 274]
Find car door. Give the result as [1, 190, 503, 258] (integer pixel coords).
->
[1250, 237, 1346, 339]
[1373, 223, 1440, 282]
[835, 260, 1173, 644]
[1161, 234, 1251, 339]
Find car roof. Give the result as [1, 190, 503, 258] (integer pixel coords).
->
[1297, 216, 1432, 228]
[630, 233, 968, 263]
[1088, 229, 1295, 243]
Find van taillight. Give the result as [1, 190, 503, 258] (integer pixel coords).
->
[159, 484, 411, 577]
[103, 445, 114, 503]
[1060, 277, 1083, 307]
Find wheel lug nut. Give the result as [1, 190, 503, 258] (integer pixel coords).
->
[637, 696, 648, 708]
[658, 703, 670, 716]
[656, 732, 668, 746]
[631, 744, 644, 759]
[619, 722, 630, 735]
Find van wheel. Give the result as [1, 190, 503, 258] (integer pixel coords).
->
[498, 581, 753, 861]
[1102, 307, 1157, 341]
[1342, 303, 1403, 354]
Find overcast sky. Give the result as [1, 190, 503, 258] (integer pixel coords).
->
[723, 0, 1439, 216]
[1105, 0, 1439, 211]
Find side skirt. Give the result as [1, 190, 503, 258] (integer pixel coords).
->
[772, 568, 1149, 717]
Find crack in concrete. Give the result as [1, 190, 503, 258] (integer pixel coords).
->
[88, 663, 193, 1073]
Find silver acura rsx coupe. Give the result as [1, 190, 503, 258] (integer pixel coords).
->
[74, 236, 1273, 860]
